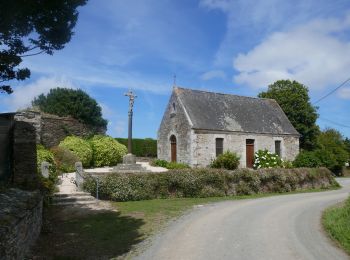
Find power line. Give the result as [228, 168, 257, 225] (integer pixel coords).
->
[313, 77, 350, 104]
[318, 117, 350, 129]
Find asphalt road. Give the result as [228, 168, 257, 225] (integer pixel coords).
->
[137, 178, 350, 260]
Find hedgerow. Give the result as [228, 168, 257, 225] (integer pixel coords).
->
[115, 138, 157, 157]
[84, 167, 338, 201]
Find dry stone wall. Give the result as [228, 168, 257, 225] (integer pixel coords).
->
[0, 189, 43, 260]
[15, 111, 106, 148]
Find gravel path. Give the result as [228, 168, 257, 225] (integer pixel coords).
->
[137, 178, 350, 260]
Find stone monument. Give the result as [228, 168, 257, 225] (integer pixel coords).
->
[114, 90, 149, 173]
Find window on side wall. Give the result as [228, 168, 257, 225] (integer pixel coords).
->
[216, 138, 224, 157]
[275, 140, 281, 157]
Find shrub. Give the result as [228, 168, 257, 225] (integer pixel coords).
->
[83, 167, 337, 202]
[90, 135, 127, 167]
[151, 159, 168, 168]
[116, 138, 157, 157]
[51, 146, 79, 173]
[36, 145, 58, 195]
[166, 162, 190, 169]
[254, 149, 282, 169]
[293, 151, 322, 168]
[151, 159, 190, 169]
[211, 151, 240, 170]
[59, 136, 93, 167]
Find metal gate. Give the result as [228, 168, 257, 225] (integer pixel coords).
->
[0, 113, 15, 182]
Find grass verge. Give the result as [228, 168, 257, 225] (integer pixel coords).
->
[323, 196, 350, 254]
[31, 186, 339, 259]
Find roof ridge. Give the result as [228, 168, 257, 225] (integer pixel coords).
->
[174, 86, 275, 101]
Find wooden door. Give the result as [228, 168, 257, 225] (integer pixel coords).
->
[170, 135, 177, 162]
[246, 139, 255, 168]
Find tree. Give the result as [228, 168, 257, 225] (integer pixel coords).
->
[317, 128, 348, 174]
[293, 129, 348, 175]
[258, 80, 319, 150]
[32, 88, 107, 128]
[344, 138, 350, 160]
[0, 0, 87, 94]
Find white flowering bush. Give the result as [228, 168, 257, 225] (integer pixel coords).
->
[254, 149, 283, 169]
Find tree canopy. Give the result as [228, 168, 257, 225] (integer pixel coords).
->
[258, 80, 319, 150]
[32, 88, 107, 128]
[0, 0, 87, 94]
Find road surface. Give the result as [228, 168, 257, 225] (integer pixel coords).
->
[137, 178, 350, 260]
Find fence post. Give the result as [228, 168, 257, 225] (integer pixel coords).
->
[96, 177, 99, 200]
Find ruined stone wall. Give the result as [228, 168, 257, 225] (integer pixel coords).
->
[15, 111, 106, 148]
[12, 121, 39, 190]
[157, 92, 192, 165]
[191, 130, 299, 167]
[0, 189, 43, 259]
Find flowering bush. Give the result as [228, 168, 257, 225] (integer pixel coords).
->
[254, 149, 282, 169]
[90, 135, 127, 167]
[59, 136, 93, 167]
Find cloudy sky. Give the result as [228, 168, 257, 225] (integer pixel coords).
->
[1, 0, 350, 138]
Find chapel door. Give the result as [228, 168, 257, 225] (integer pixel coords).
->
[246, 139, 255, 168]
[170, 135, 177, 162]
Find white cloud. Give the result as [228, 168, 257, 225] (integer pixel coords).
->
[233, 14, 350, 90]
[1, 76, 76, 112]
[200, 70, 226, 81]
[338, 88, 350, 99]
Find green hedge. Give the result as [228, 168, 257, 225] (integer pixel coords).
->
[84, 167, 338, 202]
[115, 138, 157, 157]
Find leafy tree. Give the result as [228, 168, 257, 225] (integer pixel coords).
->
[344, 138, 350, 160]
[317, 129, 348, 173]
[32, 88, 107, 128]
[258, 80, 319, 150]
[0, 0, 87, 94]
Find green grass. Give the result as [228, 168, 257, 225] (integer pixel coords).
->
[323, 197, 350, 254]
[31, 186, 340, 259]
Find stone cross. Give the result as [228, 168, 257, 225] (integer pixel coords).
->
[41, 161, 50, 178]
[124, 90, 137, 154]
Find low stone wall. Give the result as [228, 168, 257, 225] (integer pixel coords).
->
[0, 189, 43, 259]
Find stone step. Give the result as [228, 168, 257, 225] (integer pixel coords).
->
[52, 195, 95, 203]
[54, 192, 91, 198]
[54, 200, 97, 206]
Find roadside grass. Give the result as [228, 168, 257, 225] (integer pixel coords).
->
[31, 186, 340, 259]
[323, 196, 350, 255]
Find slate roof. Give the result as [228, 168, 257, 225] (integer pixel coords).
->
[174, 87, 299, 136]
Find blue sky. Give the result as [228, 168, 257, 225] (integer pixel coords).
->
[1, 0, 350, 138]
